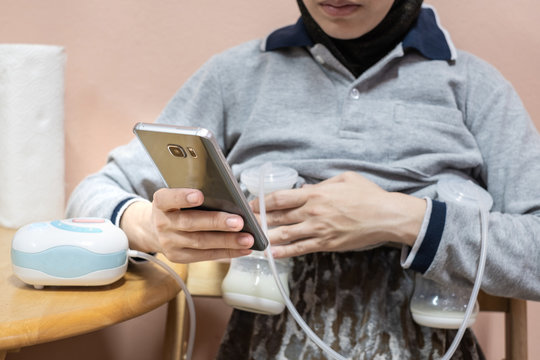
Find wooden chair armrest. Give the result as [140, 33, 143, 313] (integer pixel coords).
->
[186, 261, 230, 297]
[478, 291, 528, 360]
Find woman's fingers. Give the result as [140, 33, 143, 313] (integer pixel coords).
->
[250, 188, 308, 213]
[158, 230, 254, 262]
[167, 247, 253, 263]
[269, 239, 319, 259]
[150, 187, 256, 263]
[162, 229, 253, 250]
[153, 187, 204, 211]
[152, 188, 245, 232]
[268, 222, 314, 245]
[163, 208, 245, 232]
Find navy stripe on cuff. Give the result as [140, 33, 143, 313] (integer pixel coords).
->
[410, 200, 447, 273]
[111, 197, 136, 225]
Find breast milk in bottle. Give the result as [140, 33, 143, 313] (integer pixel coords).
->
[410, 177, 493, 328]
[221, 164, 298, 315]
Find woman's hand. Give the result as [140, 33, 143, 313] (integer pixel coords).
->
[120, 188, 253, 263]
[250, 171, 426, 258]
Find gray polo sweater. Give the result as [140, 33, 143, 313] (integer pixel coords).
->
[67, 6, 540, 358]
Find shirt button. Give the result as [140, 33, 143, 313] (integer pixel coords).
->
[315, 55, 325, 64]
[350, 88, 360, 99]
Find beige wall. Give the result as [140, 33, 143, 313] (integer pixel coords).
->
[1, 0, 539, 359]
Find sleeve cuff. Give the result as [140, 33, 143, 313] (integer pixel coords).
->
[401, 198, 447, 273]
[111, 197, 151, 226]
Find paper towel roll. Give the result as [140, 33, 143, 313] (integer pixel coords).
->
[0, 44, 66, 228]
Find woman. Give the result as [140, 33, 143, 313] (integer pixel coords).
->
[67, 1, 540, 358]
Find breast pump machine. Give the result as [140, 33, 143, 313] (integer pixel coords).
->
[10, 163, 491, 360]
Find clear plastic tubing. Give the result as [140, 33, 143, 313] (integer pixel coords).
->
[258, 162, 349, 360]
[127, 250, 196, 360]
[441, 204, 488, 360]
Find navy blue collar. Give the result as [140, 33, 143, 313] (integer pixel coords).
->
[264, 18, 313, 51]
[263, 6, 456, 61]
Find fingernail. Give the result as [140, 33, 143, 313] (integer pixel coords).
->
[237, 235, 253, 247]
[186, 192, 199, 204]
[226, 217, 240, 228]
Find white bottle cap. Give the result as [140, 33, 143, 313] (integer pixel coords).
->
[437, 177, 493, 211]
[241, 164, 298, 195]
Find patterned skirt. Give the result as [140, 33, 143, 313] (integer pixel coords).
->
[217, 247, 485, 360]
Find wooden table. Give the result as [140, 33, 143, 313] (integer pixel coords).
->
[0, 227, 187, 360]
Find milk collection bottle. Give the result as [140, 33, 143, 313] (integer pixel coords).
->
[221, 164, 298, 315]
[410, 177, 493, 329]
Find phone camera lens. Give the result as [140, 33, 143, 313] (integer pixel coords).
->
[167, 144, 186, 158]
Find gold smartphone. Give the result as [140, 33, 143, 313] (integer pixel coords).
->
[133, 122, 268, 251]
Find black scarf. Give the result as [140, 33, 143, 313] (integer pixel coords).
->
[297, 0, 423, 77]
